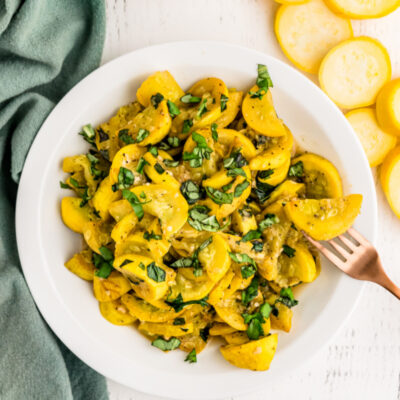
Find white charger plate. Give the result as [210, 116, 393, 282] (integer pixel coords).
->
[16, 41, 377, 400]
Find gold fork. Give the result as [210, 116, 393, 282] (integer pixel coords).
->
[303, 227, 400, 300]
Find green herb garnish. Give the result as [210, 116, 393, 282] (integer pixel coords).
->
[234, 181, 250, 197]
[288, 161, 304, 178]
[180, 180, 202, 205]
[136, 128, 150, 143]
[220, 94, 229, 111]
[167, 100, 181, 118]
[180, 94, 201, 104]
[151, 337, 181, 351]
[117, 167, 134, 189]
[282, 244, 296, 258]
[151, 93, 164, 109]
[197, 99, 208, 118]
[79, 124, 96, 145]
[118, 129, 135, 144]
[182, 132, 213, 168]
[205, 187, 234, 205]
[143, 231, 162, 241]
[147, 262, 166, 282]
[185, 349, 197, 363]
[211, 123, 218, 142]
[122, 189, 150, 220]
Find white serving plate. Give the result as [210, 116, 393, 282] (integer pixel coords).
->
[16, 41, 377, 400]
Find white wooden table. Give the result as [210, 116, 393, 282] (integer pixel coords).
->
[102, 1, 400, 399]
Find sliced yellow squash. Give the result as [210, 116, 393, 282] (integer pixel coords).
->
[64, 249, 95, 281]
[324, 0, 400, 19]
[61, 197, 95, 234]
[93, 270, 131, 302]
[139, 321, 194, 338]
[99, 299, 136, 325]
[214, 90, 243, 128]
[380, 146, 400, 219]
[92, 176, 122, 220]
[376, 78, 400, 137]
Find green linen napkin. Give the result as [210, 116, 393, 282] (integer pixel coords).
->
[0, 1, 108, 399]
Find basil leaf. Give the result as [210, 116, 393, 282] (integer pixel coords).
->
[166, 293, 209, 312]
[241, 275, 259, 305]
[117, 167, 134, 189]
[258, 213, 280, 230]
[138, 262, 145, 270]
[93, 246, 114, 279]
[249, 89, 265, 99]
[197, 99, 208, 118]
[80, 187, 92, 207]
[260, 302, 272, 319]
[241, 230, 262, 242]
[152, 337, 181, 351]
[122, 189, 150, 220]
[205, 187, 234, 205]
[167, 100, 181, 118]
[136, 157, 149, 174]
[151, 93, 164, 109]
[258, 169, 274, 180]
[241, 264, 256, 279]
[252, 180, 274, 203]
[159, 136, 182, 150]
[252, 240, 264, 253]
[182, 132, 213, 168]
[220, 94, 229, 112]
[282, 244, 296, 258]
[99, 246, 113, 261]
[223, 149, 248, 170]
[118, 129, 135, 144]
[180, 180, 202, 205]
[188, 205, 221, 232]
[288, 161, 304, 178]
[163, 159, 179, 167]
[276, 287, 298, 308]
[227, 168, 246, 178]
[173, 318, 185, 326]
[149, 146, 158, 157]
[247, 318, 264, 340]
[182, 119, 193, 134]
[199, 327, 210, 342]
[154, 162, 165, 174]
[79, 124, 96, 145]
[256, 64, 273, 91]
[60, 181, 70, 189]
[120, 259, 133, 268]
[170, 257, 194, 268]
[185, 349, 197, 363]
[147, 262, 166, 282]
[211, 123, 218, 142]
[180, 94, 201, 104]
[234, 181, 250, 197]
[97, 127, 109, 143]
[228, 252, 256, 266]
[136, 128, 150, 143]
[143, 231, 162, 241]
[95, 262, 113, 279]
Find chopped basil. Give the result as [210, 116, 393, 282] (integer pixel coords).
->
[117, 167, 134, 189]
[185, 349, 197, 363]
[166, 293, 209, 312]
[136, 157, 149, 174]
[122, 189, 150, 220]
[80, 187, 92, 207]
[242, 302, 272, 340]
[163, 159, 179, 167]
[260, 302, 272, 318]
[252, 240, 264, 252]
[69, 178, 83, 188]
[282, 244, 296, 258]
[180, 93, 201, 104]
[205, 187, 234, 205]
[288, 161, 304, 178]
[173, 318, 185, 326]
[196, 99, 208, 118]
[241, 275, 259, 305]
[220, 94, 229, 112]
[258, 169, 274, 180]
[99, 149, 110, 161]
[93, 246, 114, 279]
[149, 146, 158, 157]
[199, 327, 210, 342]
[258, 214, 280, 230]
[154, 162, 165, 174]
[167, 100, 181, 118]
[59, 181, 70, 189]
[143, 231, 162, 241]
[276, 287, 298, 308]
[234, 180, 250, 197]
[252, 180, 274, 203]
[138, 262, 145, 270]
[228, 252, 256, 267]
[223, 149, 248, 170]
[241, 230, 262, 242]
[136, 128, 150, 143]
[182, 132, 213, 168]
[247, 318, 264, 340]
[241, 264, 256, 279]
[120, 259, 133, 268]
[221, 182, 233, 192]
[118, 129, 135, 144]
[147, 262, 166, 282]
[97, 128, 109, 142]
[86, 153, 104, 179]
[249, 89, 266, 99]
[256, 64, 273, 92]
[182, 119, 193, 134]
[159, 136, 182, 150]
[151, 93, 164, 109]
[211, 123, 218, 142]
[152, 337, 180, 351]
[79, 124, 96, 145]
[180, 180, 202, 205]
[227, 168, 246, 178]
[170, 257, 194, 268]
[187, 205, 221, 232]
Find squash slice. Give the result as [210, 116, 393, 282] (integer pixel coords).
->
[376, 78, 400, 137]
[61, 197, 95, 234]
[275, 0, 353, 74]
[214, 90, 243, 128]
[99, 299, 136, 325]
[346, 108, 397, 167]
[319, 37, 391, 109]
[285, 195, 363, 240]
[220, 334, 278, 371]
[93, 270, 131, 302]
[380, 146, 400, 219]
[65, 249, 95, 281]
[324, 0, 400, 19]
[139, 321, 194, 338]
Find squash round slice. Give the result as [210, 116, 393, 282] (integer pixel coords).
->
[82, 221, 110, 253]
[346, 108, 397, 167]
[220, 334, 278, 371]
[121, 294, 182, 322]
[250, 148, 291, 171]
[139, 321, 194, 338]
[258, 157, 290, 186]
[109, 144, 146, 185]
[324, 0, 400, 19]
[292, 153, 343, 198]
[214, 90, 243, 128]
[376, 78, 400, 137]
[64, 250, 95, 281]
[92, 176, 122, 220]
[61, 197, 95, 233]
[319, 37, 391, 109]
[169, 271, 215, 302]
[275, 0, 353, 74]
[130, 184, 188, 239]
[198, 234, 231, 282]
[380, 146, 400, 219]
[136, 71, 184, 107]
[263, 180, 305, 207]
[285, 195, 363, 240]
[215, 129, 257, 161]
[214, 295, 247, 331]
[93, 270, 131, 302]
[242, 86, 286, 137]
[99, 299, 136, 325]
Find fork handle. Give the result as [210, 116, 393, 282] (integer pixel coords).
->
[376, 273, 400, 300]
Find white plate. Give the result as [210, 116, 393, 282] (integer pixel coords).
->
[16, 41, 377, 400]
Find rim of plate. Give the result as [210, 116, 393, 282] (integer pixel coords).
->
[16, 41, 377, 400]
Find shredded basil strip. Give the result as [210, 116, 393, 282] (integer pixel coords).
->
[152, 337, 181, 351]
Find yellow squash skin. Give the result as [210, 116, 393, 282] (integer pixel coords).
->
[99, 299, 136, 325]
[324, 0, 400, 19]
[380, 146, 400, 219]
[220, 334, 278, 371]
[376, 78, 400, 137]
[61, 197, 95, 234]
[64, 250, 95, 281]
[285, 195, 363, 240]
